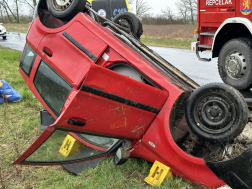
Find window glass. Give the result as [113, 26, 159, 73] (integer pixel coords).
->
[24, 130, 120, 163]
[34, 61, 72, 116]
[20, 44, 37, 77]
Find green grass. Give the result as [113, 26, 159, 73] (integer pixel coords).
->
[4, 23, 30, 34]
[141, 37, 195, 49]
[3, 23, 195, 49]
[0, 46, 206, 188]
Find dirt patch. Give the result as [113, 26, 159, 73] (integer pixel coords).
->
[124, 170, 145, 180]
[207, 124, 252, 162]
[142, 25, 195, 39]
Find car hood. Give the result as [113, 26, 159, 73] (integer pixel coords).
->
[0, 25, 5, 30]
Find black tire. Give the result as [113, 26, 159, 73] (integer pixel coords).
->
[112, 12, 143, 39]
[2, 36, 6, 40]
[47, 0, 87, 20]
[185, 83, 248, 142]
[218, 39, 252, 90]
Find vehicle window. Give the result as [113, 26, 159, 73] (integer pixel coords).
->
[20, 44, 37, 77]
[73, 133, 119, 150]
[24, 130, 120, 164]
[33, 61, 72, 116]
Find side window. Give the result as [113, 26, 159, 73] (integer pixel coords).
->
[23, 130, 121, 164]
[20, 44, 37, 77]
[33, 61, 72, 116]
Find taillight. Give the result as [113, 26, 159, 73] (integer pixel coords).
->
[194, 29, 199, 39]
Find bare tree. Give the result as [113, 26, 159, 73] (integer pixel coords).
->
[0, 5, 4, 22]
[0, 0, 18, 22]
[127, 0, 134, 12]
[0, 3, 12, 22]
[128, 0, 134, 5]
[14, 0, 20, 23]
[161, 6, 175, 24]
[135, 0, 151, 17]
[184, 0, 197, 25]
[0, 0, 35, 22]
[18, 0, 36, 10]
[176, 0, 197, 24]
[176, 0, 188, 24]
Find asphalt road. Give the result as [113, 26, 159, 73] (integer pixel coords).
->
[0, 32, 26, 51]
[0, 32, 222, 85]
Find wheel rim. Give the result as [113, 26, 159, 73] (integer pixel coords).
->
[51, 0, 72, 11]
[225, 51, 247, 79]
[116, 17, 135, 33]
[193, 94, 236, 134]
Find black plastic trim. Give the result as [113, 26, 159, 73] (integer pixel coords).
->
[42, 48, 52, 57]
[81, 85, 160, 114]
[207, 145, 252, 189]
[40, 109, 56, 130]
[67, 119, 86, 126]
[62, 32, 96, 61]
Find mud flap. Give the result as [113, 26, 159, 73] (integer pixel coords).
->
[206, 145, 252, 189]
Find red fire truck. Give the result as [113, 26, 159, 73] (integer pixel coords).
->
[192, 0, 252, 90]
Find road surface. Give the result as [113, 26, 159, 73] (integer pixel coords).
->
[0, 32, 222, 85]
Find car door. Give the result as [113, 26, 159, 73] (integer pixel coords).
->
[14, 63, 168, 165]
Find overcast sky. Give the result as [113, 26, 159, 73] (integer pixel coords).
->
[130, 0, 178, 15]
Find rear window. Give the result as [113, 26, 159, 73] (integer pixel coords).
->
[20, 44, 37, 77]
[34, 61, 72, 116]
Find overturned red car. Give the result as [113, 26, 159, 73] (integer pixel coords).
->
[14, 0, 252, 188]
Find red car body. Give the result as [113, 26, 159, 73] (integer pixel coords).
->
[14, 12, 227, 188]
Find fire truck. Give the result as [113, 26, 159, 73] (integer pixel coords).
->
[192, 0, 252, 90]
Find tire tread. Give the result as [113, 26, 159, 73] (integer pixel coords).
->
[218, 38, 252, 90]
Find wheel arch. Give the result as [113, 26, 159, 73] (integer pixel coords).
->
[212, 17, 252, 58]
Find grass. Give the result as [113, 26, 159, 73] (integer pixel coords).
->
[141, 37, 195, 49]
[0, 46, 207, 188]
[4, 23, 30, 34]
[3, 23, 196, 49]
[141, 25, 196, 49]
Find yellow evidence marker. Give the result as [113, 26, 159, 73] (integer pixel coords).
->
[145, 160, 173, 186]
[59, 134, 81, 157]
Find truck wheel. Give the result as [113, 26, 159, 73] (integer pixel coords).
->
[47, 0, 87, 20]
[218, 39, 252, 90]
[185, 83, 248, 143]
[112, 12, 143, 40]
[2, 36, 6, 40]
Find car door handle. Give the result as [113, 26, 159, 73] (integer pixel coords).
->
[42, 47, 53, 57]
[67, 118, 86, 126]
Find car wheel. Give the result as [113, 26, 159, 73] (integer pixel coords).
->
[185, 83, 248, 142]
[47, 0, 87, 20]
[218, 39, 252, 90]
[112, 12, 143, 40]
[2, 36, 6, 40]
